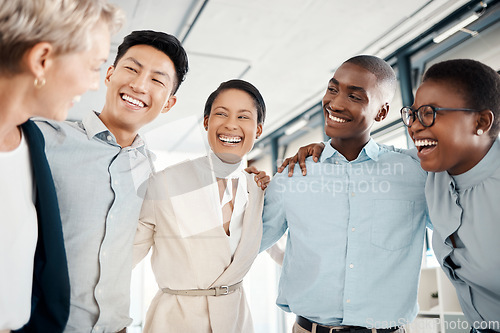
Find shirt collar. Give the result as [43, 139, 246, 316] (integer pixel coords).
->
[320, 138, 380, 163]
[452, 137, 500, 190]
[82, 111, 145, 150]
[82, 111, 110, 140]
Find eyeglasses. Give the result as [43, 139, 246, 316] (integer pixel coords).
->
[400, 105, 480, 128]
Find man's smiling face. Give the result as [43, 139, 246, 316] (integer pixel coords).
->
[101, 44, 177, 134]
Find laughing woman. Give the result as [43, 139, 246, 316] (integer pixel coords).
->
[0, 1, 123, 332]
[403, 59, 500, 333]
[134, 79, 267, 333]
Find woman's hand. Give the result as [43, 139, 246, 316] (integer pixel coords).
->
[245, 166, 271, 190]
[277, 142, 325, 176]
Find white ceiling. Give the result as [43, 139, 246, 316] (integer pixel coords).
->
[69, 0, 475, 157]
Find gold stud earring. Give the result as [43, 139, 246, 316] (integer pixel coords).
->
[34, 77, 46, 89]
[477, 129, 484, 135]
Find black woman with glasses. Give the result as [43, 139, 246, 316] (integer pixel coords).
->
[403, 59, 500, 333]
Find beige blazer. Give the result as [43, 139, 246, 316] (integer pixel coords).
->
[134, 155, 264, 333]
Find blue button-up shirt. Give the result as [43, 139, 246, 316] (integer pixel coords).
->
[261, 139, 429, 328]
[36, 112, 153, 333]
[427, 138, 500, 330]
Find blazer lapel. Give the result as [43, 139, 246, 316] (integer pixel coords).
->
[210, 172, 264, 287]
[16, 120, 70, 333]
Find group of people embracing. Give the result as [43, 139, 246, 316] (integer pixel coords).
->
[1, 0, 498, 333]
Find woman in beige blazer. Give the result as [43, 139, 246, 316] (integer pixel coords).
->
[134, 79, 267, 332]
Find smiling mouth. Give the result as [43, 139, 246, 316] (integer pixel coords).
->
[325, 109, 349, 123]
[121, 93, 146, 108]
[328, 113, 348, 123]
[414, 139, 438, 153]
[218, 134, 242, 144]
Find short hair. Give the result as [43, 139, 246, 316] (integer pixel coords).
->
[204, 79, 266, 125]
[423, 59, 500, 138]
[113, 30, 189, 95]
[0, 0, 124, 75]
[344, 55, 397, 103]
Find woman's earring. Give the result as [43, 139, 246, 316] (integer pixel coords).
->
[34, 77, 46, 89]
[204, 126, 208, 130]
[477, 129, 484, 136]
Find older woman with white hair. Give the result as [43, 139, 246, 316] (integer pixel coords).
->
[0, 1, 123, 332]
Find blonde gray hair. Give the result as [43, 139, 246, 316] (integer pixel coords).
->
[0, 0, 125, 75]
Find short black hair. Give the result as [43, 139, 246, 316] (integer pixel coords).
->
[113, 30, 188, 95]
[344, 55, 397, 103]
[423, 59, 500, 138]
[203, 79, 266, 124]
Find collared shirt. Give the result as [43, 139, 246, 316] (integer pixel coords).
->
[36, 111, 152, 333]
[427, 137, 500, 331]
[260, 139, 429, 328]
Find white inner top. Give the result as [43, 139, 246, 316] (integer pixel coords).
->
[0, 131, 38, 330]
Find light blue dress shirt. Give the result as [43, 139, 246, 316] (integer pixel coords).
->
[36, 111, 153, 333]
[261, 139, 429, 328]
[427, 137, 500, 331]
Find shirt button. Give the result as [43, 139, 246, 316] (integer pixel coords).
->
[94, 326, 99, 331]
[109, 214, 113, 219]
[349, 264, 354, 269]
[351, 227, 356, 232]
[114, 180, 119, 185]
[98, 289, 102, 294]
[102, 251, 106, 257]
[346, 299, 351, 303]
[107, 135, 112, 141]
[351, 192, 355, 197]
[335, 161, 339, 165]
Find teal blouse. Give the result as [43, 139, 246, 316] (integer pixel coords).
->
[427, 137, 500, 331]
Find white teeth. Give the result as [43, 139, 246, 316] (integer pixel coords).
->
[415, 139, 438, 147]
[219, 135, 242, 143]
[122, 94, 145, 107]
[328, 113, 348, 123]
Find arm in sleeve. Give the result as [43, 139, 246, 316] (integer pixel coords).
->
[133, 183, 156, 267]
[260, 173, 288, 252]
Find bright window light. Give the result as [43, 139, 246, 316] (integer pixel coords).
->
[433, 13, 480, 44]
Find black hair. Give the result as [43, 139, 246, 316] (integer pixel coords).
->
[423, 59, 500, 138]
[113, 30, 188, 95]
[203, 79, 266, 124]
[344, 55, 397, 102]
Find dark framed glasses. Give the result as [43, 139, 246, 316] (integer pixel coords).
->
[400, 105, 480, 128]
